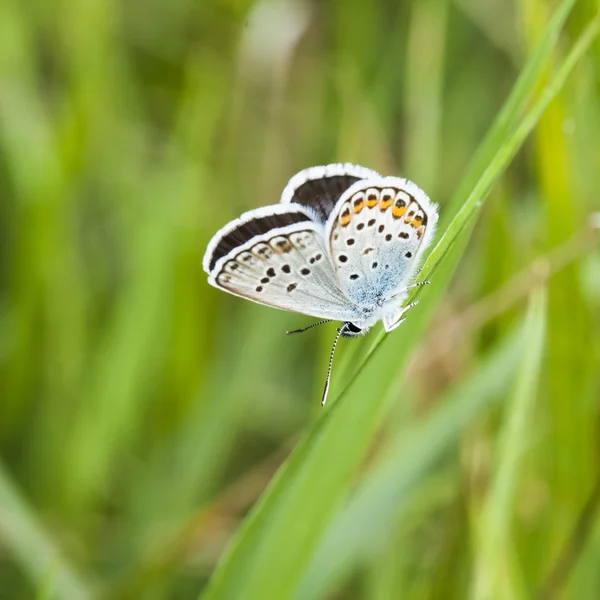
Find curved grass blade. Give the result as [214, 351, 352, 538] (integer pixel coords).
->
[295, 323, 527, 599]
[471, 288, 547, 600]
[334, 11, 600, 399]
[419, 11, 600, 285]
[0, 461, 95, 600]
[446, 0, 576, 221]
[198, 11, 598, 600]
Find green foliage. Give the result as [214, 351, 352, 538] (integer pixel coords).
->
[0, 1, 599, 599]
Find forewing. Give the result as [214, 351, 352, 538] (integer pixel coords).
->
[280, 163, 380, 223]
[326, 177, 438, 305]
[204, 204, 357, 321]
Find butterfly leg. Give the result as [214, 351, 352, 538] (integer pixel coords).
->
[402, 281, 430, 292]
[382, 300, 420, 332]
[401, 300, 420, 313]
[385, 316, 406, 332]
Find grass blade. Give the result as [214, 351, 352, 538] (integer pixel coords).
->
[419, 13, 600, 285]
[198, 9, 597, 600]
[0, 461, 95, 600]
[446, 0, 576, 220]
[471, 287, 547, 600]
[332, 9, 600, 417]
[296, 323, 528, 599]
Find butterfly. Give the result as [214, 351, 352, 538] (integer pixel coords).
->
[203, 163, 439, 405]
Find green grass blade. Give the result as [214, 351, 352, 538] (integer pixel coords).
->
[0, 461, 95, 600]
[471, 287, 547, 600]
[446, 0, 576, 220]
[419, 13, 600, 285]
[295, 323, 527, 599]
[198, 10, 597, 600]
[333, 10, 600, 410]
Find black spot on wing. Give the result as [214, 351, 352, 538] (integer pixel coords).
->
[208, 211, 312, 271]
[289, 175, 362, 222]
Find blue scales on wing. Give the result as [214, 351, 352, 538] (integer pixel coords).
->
[326, 177, 438, 327]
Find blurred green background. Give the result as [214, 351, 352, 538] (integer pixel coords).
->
[1, 0, 600, 598]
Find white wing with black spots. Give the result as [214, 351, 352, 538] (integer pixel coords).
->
[204, 204, 359, 321]
[326, 177, 438, 309]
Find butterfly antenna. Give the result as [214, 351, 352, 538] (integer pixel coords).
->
[321, 325, 346, 407]
[286, 320, 332, 335]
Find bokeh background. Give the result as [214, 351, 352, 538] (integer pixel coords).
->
[1, 0, 600, 598]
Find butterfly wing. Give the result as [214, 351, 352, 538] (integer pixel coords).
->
[326, 177, 438, 308]
[280, 163, 380, 223]
[203, 204, 358, 321]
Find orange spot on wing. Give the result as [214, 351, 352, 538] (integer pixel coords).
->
[392, 205, 406, 218]
[410, 214, 424, 228]
[339, 205, 352, 227]
[353, 200, 365, 214]
[380, 198, 393, 211]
